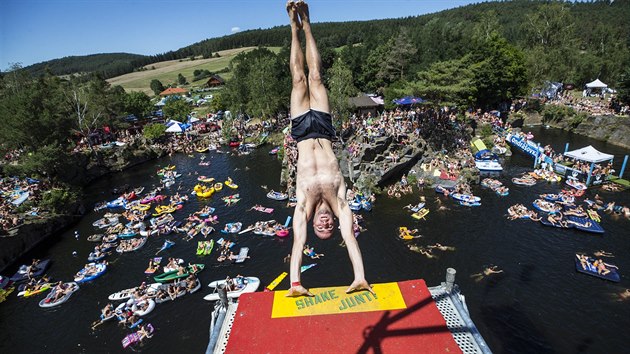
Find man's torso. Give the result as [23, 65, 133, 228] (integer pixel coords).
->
[295, 139, 343, 217]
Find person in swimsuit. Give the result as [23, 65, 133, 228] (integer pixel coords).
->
[470, 266, 504, 282]
[286, 1, 372, 297]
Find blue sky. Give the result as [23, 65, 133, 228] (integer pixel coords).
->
[0, 0, 478, 70]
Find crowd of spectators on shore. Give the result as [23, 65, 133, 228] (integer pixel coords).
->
[0, 177, 45, 233]
[546, 90, 621, 116]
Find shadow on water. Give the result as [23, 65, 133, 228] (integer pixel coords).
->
[518, 264, 536, 283]
[480, 303, 555, 354]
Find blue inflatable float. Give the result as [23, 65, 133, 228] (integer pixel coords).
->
[574, 255, 619, 282]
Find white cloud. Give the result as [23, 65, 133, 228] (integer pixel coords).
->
[231, 27, 241, 33]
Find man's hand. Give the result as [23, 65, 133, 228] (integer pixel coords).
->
[346, 279, 374, 295]
[286, 285, 314, 297]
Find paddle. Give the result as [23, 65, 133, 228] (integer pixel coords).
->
[238, 227, 253, 235]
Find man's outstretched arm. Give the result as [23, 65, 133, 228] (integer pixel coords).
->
[287, 204, 312, 297]
[337, 197, 374, 294]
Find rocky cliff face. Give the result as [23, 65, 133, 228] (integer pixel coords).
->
[339, 136, 430, 192]
[59, 138, 167, 186]
[0, 214, 81, 272]
[509, 112, 630, 149]
[570, 115, 630, 149]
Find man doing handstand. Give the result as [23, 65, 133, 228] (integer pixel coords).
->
[286, 0, 372, 297]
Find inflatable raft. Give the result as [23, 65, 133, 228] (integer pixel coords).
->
[567, 216, 605, 234]
[39, 282, 79, 307]
[575, 255, 620, 282]
[204, 277, 260, 301]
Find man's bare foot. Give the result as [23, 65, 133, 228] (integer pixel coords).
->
[287, 1, 301, 29]
[295, 0, 310, 26]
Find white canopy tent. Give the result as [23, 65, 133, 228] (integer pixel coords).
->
[564, 145, 614, 163]
[564, 145, 615, 186]
[585, 79, 608, 89]
[165, 119, 181, 127]
[165, 123, 183, 133]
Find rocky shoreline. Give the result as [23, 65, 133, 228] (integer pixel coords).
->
[0, 140, 167, 273]
[0, 214, 83, 272]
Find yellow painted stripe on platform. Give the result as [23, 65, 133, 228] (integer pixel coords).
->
[265, 272, 288, 291]
[271, 282, 407, 318]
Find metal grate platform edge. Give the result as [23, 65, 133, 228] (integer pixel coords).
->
[428, 283, 492, 354]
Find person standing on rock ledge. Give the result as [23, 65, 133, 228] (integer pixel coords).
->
[285, 0, 373, 297]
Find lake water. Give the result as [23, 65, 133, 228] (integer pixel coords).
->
[1, 126, 628, 353]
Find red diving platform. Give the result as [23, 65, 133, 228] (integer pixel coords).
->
[224, 279, 461, 353]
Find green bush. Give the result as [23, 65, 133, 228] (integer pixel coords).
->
[40, 188, 79, 214]
[14, 201, 34, 214]
[277, 146, 285, 161]
[542, 105, 575, 123]
[143, 123, 166, 141]
[510, 111, 526, 121]
[569, 112, 587, 129]
[479, 124, 493, 138]
[482, 136, 495, 149]
[2, 145, 71, 180]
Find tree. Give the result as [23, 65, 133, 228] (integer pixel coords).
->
[246, 55, 285, 119]
[66, 76, 116, 156]
[377, 28, 417, 83]
[469, 33, 527, 109]
[150, 79, 165, 96]
[162, 97, 190, 122]
[0, 71, 73, 151]
[221, 47, 289, 118]
[177, 73, 187, 85]
[209, 92, 226, 112]
[123, 91, 152, 119]
[408, 57, 476, 107]
[360, 43, 389, 92]
[143, 123, 167, 141]
[618, 68, 630, 106]
[327, 58, 358, 123]
[472, 11, 501, 43]
[522, 2, 579, 84]
[1, 63, 30, 96]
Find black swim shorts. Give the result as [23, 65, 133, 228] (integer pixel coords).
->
[290, 109, 336, 143]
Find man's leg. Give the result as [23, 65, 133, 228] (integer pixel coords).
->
[288, 1, 309, 118]
[298, 1, 330, 114]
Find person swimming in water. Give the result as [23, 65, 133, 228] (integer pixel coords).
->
[470, 266, 504, 282]
[594, 250, 614, 258]
[427, 243, 456, 252]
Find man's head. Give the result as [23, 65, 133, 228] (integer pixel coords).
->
[313, 204, 335, 239]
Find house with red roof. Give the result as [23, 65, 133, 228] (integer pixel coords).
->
[159, 87, 189, 96]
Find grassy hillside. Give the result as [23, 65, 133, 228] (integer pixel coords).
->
[107, 47, 280, 94]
